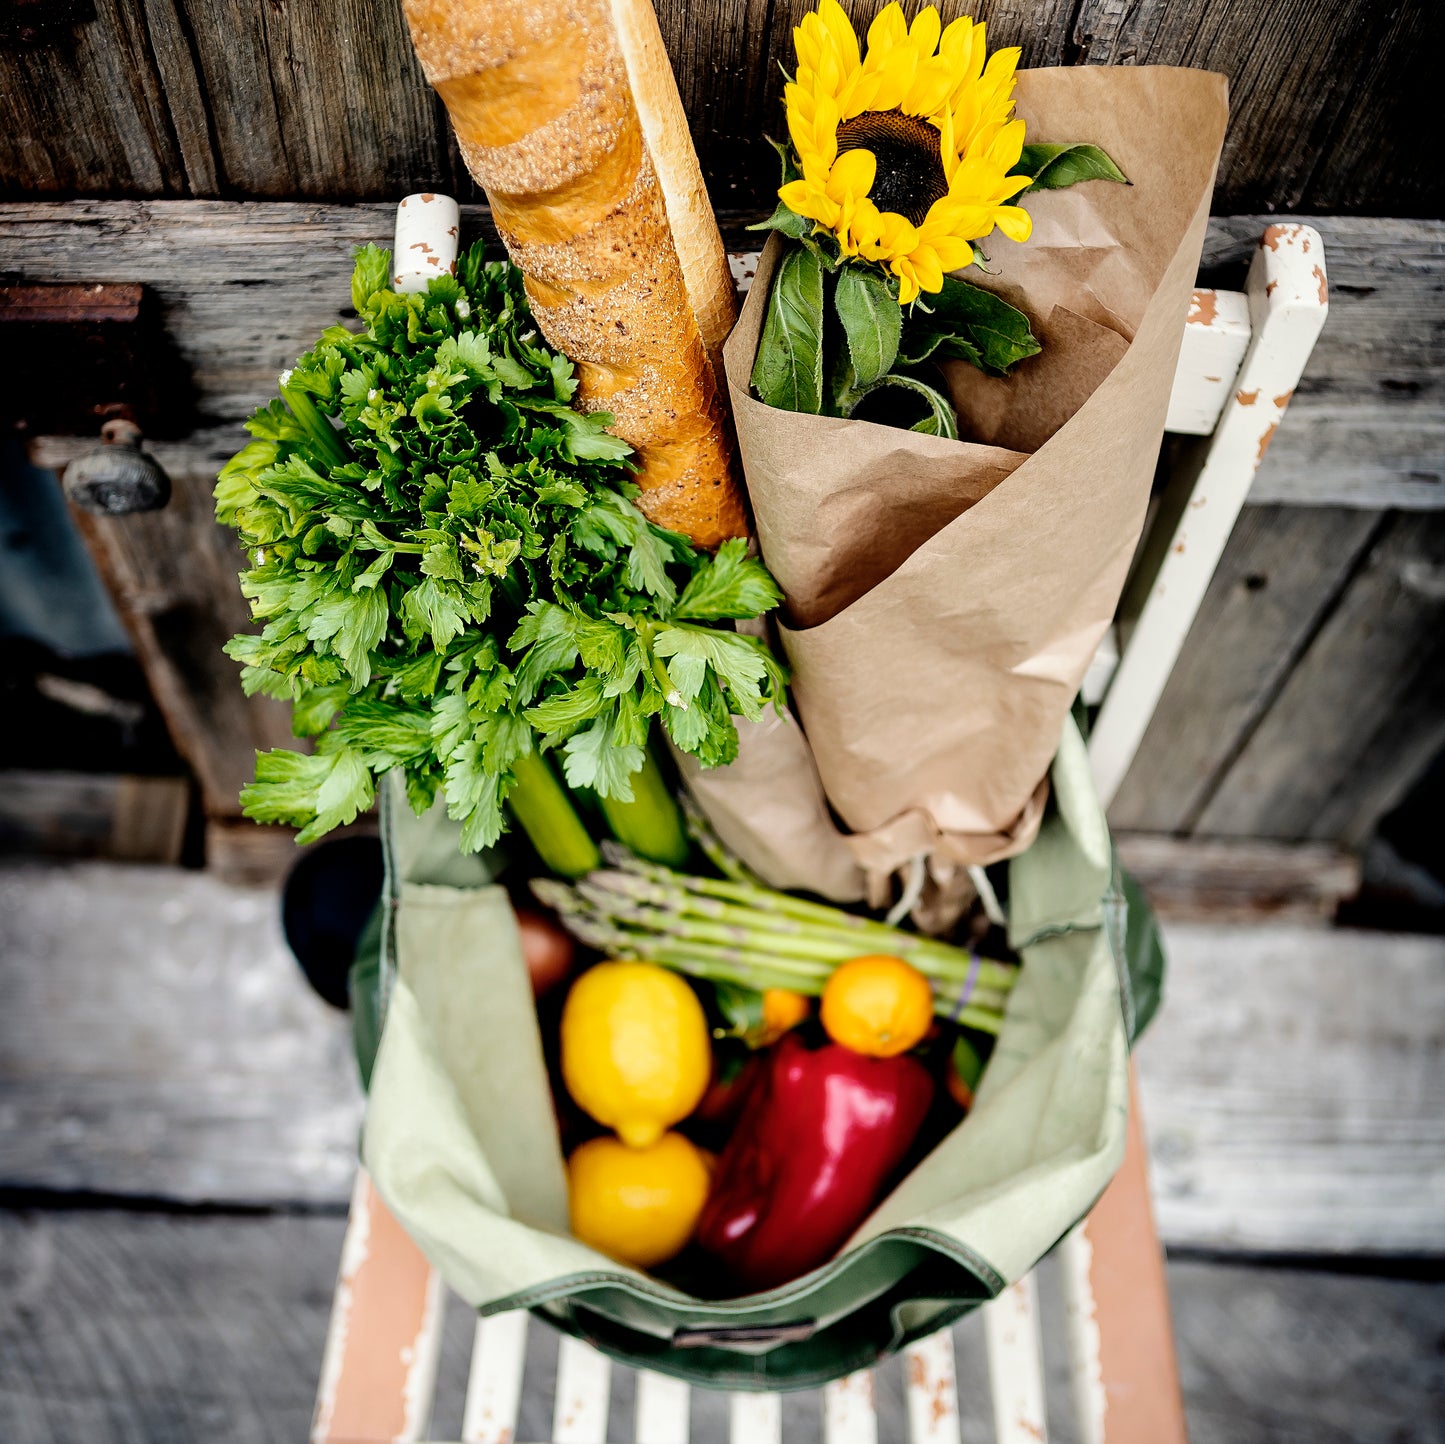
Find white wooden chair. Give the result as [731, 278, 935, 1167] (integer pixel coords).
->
[309, 213, 1328, 1444]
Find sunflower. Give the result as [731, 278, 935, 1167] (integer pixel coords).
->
[779, 1, 1033, 305]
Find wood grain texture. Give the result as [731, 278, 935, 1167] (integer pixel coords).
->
[1109, 505, 1384, 833]
[1114, 833, 1361, 923]
[0, 1212, 1441, 1444]
[3, 857, 1441, 1257]
[0, 861, 364, 1207]
[1220, 217, 1445, 511]
[1136, 922, 1445, 1255]
[0, 0, 1434, 217]
[1193, 511, 1445, 843]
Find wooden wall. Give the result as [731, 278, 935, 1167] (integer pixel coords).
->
[2, 0, 1440, 866]
[1, 0, 1436, 217]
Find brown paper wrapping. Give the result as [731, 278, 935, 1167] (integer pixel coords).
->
[705, 68, 1227, 896]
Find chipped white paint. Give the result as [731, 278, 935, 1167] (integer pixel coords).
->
[553, 1335, 612, 1444]
[1091, 224, 1328, 808]
[1059, 1227, 1108, 1444]
[634, 1368, 691, 1444]
[405, 1267, 448, 1442]
[393, 193, 460, 294]
[310, 1170, 373, 1444]
[729, 1389, 782, 1444]
[902, 1327, 962, 1444]
[823, 1368, 878, 1444]
[983, 1275, 1050, 1444]
[462, 1311, 528, 1444]
[1167, 288, 1253, 435]
[727, 250, 759, 294]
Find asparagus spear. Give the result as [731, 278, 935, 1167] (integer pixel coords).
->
[532, 850, 1017, 1031]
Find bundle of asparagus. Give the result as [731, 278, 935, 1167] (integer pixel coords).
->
[533, 839, 1016, 1035]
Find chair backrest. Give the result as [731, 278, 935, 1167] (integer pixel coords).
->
[310, 217, 1329, 1444]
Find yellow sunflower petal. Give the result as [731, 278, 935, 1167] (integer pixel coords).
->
[930, 235, 975, 271]
[905, 58, 956, 118]
[867, 48, 917, 112]
[817, 0, 861, 70]
[993, 205, 1033, 243]
[794, 16, 823, 74]
[893, 261, 921, 306]
[778, 178, 836, 228]
[866, 2, 908, 56]
[907, 6, 942, 59]
[828, 146, 877, 200]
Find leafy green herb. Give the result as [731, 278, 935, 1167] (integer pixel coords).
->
[219, 243, 785, 853]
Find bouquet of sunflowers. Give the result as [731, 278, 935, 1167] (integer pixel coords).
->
[220, 0, 1225, 1391]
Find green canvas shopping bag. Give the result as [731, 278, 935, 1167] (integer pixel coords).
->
[353, 715, 1163, 1390]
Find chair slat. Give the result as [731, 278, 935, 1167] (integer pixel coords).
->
[983, 1274, 1049, 1444]
[1166, 288, 1253, 435]
[1061, 1076, 1188, 1444]
[903, 1327, 961, 1444]
[1089, 223, 1328, 808]
[729, 1390, 782, 1444]
[823, 1369, 878, 1444]
[635, 1369, 691, 1444]
[311, 1172, 445, 1444]
[462, 1312, 529, 1444]
[553, 1335, 612, 1444]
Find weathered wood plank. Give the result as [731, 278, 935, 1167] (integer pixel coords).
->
[0, 861, 364, 1206]
[169, 0, 447, 200]
[0, 1210, 1439, 1444]
[1109, 505, 1384, 833]
[3, 859, 1441, 1254]
[0, 0, 189, 198]
[0, 0, 1435, 218]
[1137, 922, 1445, 1255]
[1115, 833, 1361, 924]
[1194, 511, 1445, 842]
[1066, 0, 1437, 215]
[4, 205, 1440, 510]
[1218, 217, 1445, 511]
[0, 770, 189, 864]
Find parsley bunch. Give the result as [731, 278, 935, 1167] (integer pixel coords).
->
[217, 242, 784, 862]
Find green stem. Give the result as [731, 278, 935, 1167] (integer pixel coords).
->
[587, 865, 1015, 991]
[281, 383, 350, 469]
[595, 744, 690, 867]
[507, 749, 602, 879]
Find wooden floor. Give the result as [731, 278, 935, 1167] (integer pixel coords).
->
[1, 858, 1443, 1441]
[0, 1207, 1440, 1444]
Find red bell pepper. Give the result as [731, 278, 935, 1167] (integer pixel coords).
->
[695, 1032, 935, 1293]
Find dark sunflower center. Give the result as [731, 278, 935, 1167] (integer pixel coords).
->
[836, 111, 948, 227]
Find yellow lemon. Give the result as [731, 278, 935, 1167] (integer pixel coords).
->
[568, 1132, 713, 1270]
[560, 962, 711, 1148]
[821, 954, 934, 1057]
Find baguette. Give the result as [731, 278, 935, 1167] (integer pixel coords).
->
[404, 0, 747, 548]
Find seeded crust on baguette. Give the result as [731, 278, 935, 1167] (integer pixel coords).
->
[404, 0, 748, 548]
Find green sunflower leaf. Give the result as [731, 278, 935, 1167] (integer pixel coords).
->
[833, 265, 902, 390]
[750, 202, 813, 241]
[850, 373, 960, 439]
[751, 243, 825, 414]
[901, 276, 1041, 378]
[1016, 143, 1129, 193]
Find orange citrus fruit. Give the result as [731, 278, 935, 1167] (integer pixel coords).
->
[760, 987, 811, 1040]
[820, 955, 933, 1057]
